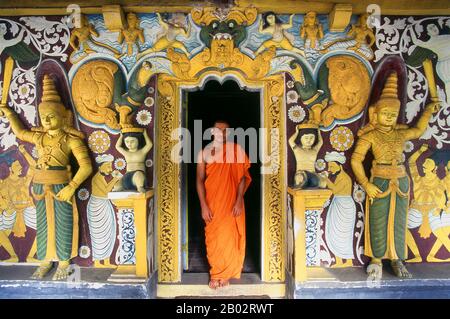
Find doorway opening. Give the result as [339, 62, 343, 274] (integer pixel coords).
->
[182, 79, 261, 275]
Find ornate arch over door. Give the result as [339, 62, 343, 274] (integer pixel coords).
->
[154, 7, 288, 282]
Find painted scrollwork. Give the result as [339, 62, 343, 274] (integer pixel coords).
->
[264, 76, 285, 281]
[156, 78, 179, 282]
[374, 16, 450, 148]
[0, 17, 70, 149]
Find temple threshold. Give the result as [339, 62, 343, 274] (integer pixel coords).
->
[1, 264, 450, 298]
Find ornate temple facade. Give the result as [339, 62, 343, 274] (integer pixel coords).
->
[0, 0, 449, 298]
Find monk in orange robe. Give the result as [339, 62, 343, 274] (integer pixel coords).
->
[196, 120, 252, 289]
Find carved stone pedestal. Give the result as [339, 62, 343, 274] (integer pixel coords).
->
[287, 188, 332, 285]
[107, 190, 154, 279]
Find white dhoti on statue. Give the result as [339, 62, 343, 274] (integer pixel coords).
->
[23, 206, 36, 230]
[87, 195, 117, 260]
[325, 196, 356, 259]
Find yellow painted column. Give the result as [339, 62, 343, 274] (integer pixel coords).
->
[109, 189, 154, 278]
[287, 188, 332, 283]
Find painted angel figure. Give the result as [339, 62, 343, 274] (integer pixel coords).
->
[410, 23, 450, 105]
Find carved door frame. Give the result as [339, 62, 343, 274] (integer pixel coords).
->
[155, 69, 286, 283]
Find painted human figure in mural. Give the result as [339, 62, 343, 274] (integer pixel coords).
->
[118, 13, 145, 58]
[196, 120, 251, 289]
[288, 124, 326, 189]
[323, 151, 356, 267]
[0, 23, 26, 75]
[69, 14, 120, 63]
[3, 145, 38, 261]
[407, 144, 450, 263]
[300, 11, 323, 49]
[17, 145, 39, 261]
[87, 154, 120, 268]
[410, 23, 450, 105]
[255, 12, 304, 56]
[0, 75, 93, 280]
[0, 181, 18, 262]
[351, 72, 440, 280]
[0, 146, 38, 262]
[113, 130, 152, 193]
[137, 12, 190, 59]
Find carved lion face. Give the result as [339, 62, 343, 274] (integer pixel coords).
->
[199, 19, 247, 48]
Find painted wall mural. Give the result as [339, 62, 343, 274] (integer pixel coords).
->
[0, 7, 448, 276]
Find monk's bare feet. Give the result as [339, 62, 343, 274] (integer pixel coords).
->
[391, 259, 412, 278]
[209, 279, 220, 290]
[31, 262, 53, 279]
[218, 279, 229, 288]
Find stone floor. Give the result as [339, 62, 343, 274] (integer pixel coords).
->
[0, 263, 153, 299]
[293, 263, 450, 299]
[1, 263, 450, 298]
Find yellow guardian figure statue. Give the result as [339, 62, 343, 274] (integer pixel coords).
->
[0, 75, 93, 280]
[350, 72, 440, 280]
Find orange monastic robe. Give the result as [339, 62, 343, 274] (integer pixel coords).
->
[204, 142, 251, 281]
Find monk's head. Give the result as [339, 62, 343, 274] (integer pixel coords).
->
[211, 120, 230, 144]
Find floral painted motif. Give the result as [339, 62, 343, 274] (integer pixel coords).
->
[288, 105, 306, 123]
[404, 141, 414, 153]
[79, 245, 91, 258]
[330, 126, 354, 151]
[78, 188, 90, 201]
[286, 90, 299, 104]
[136, 110, 152, 126]
[114, 158, 127, 171]
[88, 130, 111, 154]
[315, 158, 326, 171]
[144, 96, 154, 107]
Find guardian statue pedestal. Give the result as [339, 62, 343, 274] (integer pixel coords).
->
[287, 188, 332, 284]
[108, 189, 154, 279]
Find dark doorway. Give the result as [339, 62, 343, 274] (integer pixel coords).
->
[183, 79, 261, 274]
